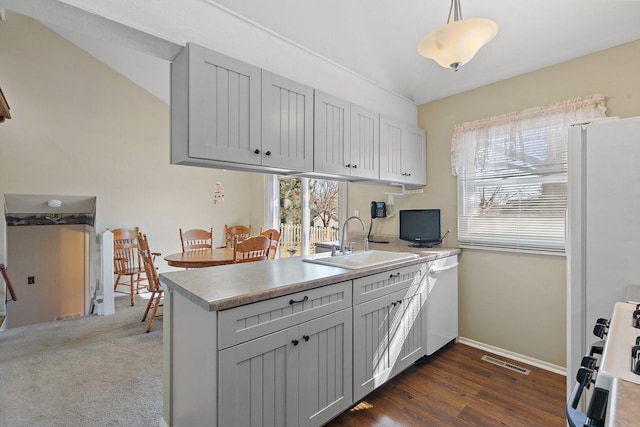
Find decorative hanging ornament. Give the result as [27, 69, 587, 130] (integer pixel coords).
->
[214, 181, 225, 204]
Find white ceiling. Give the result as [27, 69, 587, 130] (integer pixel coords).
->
[3, 0, 640, 105]
[209, 0, 640, 104]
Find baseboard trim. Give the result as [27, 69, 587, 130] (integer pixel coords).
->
[457, 337, 566, 376]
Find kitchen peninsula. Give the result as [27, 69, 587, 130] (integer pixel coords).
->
[159, 245, 460, 427]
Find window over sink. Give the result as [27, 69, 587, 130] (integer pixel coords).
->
[265, 176, 345, 257]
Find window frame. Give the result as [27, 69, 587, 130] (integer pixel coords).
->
[453, 95, 606, 255]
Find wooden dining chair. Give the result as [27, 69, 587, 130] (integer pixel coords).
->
[260, 227, 281, 259]
[180, 227, 213, 252]
[221, 224, 252, 248]
[112, 227, 147, 306]
[137, 232, 163, 333]
[233, 235, 270, 263]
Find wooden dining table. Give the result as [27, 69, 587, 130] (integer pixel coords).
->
[164, 248, 235, 268]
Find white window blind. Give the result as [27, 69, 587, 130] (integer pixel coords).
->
[451, 95, 606, 252]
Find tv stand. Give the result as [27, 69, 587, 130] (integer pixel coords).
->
[408, 242, 437, 248]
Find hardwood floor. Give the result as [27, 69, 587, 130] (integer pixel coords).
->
[327, 343, 566, 426]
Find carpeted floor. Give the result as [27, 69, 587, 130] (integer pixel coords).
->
[0, 295, 162, 427]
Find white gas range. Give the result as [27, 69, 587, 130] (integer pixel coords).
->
[596, 302, 640, 389]
[594, 301, 640, 425]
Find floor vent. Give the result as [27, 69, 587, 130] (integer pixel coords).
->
[481, 355, 531, 375]
[54, 313, 82, 321]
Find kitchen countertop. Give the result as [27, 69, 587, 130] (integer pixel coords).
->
[159, 244, 460, 312]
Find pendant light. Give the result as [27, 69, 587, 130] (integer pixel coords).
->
[417, 0, 498, 71]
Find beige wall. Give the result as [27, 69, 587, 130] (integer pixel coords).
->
[0, 12, 265, 305]
[350, 39, 640, 367]
[6, 225, 88, 327]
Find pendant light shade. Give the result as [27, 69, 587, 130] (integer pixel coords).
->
[418, 0, 497, 71]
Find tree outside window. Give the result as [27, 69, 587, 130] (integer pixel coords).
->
[279, 177, 340, 257]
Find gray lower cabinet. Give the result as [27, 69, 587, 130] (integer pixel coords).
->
[353, 263, 427, 401]
[165, 256, 458, 427]
[219, 309, 352, 427]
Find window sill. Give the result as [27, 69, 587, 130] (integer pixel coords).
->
[459, 243, 566, 257]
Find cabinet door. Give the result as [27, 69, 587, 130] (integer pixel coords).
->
[187, 43, 262, 165]
[350, 105, 379, 179]
[314, 91, 351, 176]
[388, 272, 427, 377]
[379, 116, 404, 182]
[262, 71, 314, 171]
[219, 326, 299, 427]
[353, 295, 392, 401]
[403, 126, 426, 186]
[298, 309, 353, 427]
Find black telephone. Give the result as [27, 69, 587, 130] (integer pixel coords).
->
[371, 201, 386, 218]
[368, 201, 389, 243]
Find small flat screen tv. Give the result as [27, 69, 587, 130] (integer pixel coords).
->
[399, 209, 441, 247]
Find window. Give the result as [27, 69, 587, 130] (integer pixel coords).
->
[265, 176, 345, 257]
[452, 95, 606, 252]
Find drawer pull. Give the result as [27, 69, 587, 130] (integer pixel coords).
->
[292, 339, 299, 346]
[389, 272, 401, 279]
[303, 335, 310, 341]
[254, 149, 260, 154]
[289, 295, 309, 305]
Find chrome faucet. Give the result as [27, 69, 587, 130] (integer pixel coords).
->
[337, 215, 367, 255]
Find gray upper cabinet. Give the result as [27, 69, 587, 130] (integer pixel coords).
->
[314, 91, 380, 179]
[379, 117, 404, 183]
[314, 90, 351, 176]
[379, 116, 426, 186]
[350, 105, 379, 179]
[262, 71, 314, 171]
[171, 42, 262, 167]
[403, 126, 427, 186]
[171, 43, 425, 186]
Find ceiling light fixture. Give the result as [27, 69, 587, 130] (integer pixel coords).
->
[417, 0, 498, 71]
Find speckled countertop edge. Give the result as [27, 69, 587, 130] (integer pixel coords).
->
[160, 247, 461, 312]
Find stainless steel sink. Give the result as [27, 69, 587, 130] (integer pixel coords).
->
[302, 250, 418, 270]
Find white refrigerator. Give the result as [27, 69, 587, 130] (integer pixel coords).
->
[566, 116, 640, 397]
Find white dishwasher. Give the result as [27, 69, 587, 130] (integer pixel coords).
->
[425, 254, 459, 355]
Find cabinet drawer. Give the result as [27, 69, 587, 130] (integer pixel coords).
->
[218, 281, 352, 350]
[353, 263, 425, 305]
